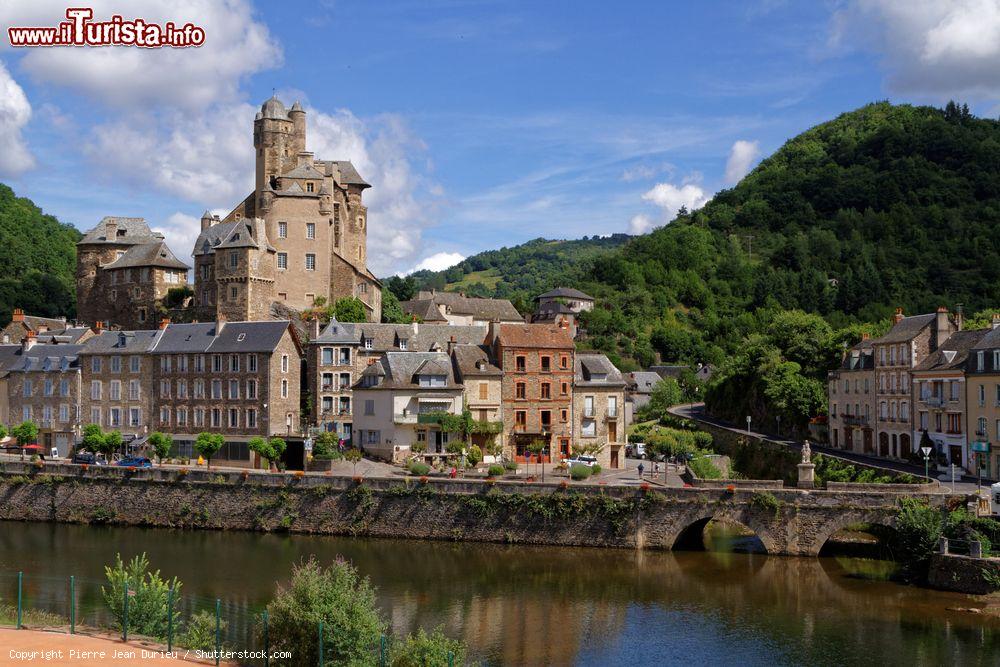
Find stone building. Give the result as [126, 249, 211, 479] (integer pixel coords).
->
[79, 327, 162, 439]
[573, 352, 626, 469]
[0, 344, 22, 426]
[964, 317, 1000, 480]
[193, 96, 381, 322]
[149, 320, 302, 466]
[1, 310, 68, 344]
[76, 217, 189, 330]
[827, 335, 875, 454]
[353, 351, 464, 463]
[869, 307, 959, 461]
[305, 319, 488, 443]
[6, 333, 83, 456]
[401, 290, 523, 326]
[486, 321, 575, 462]
[532, 287, 594, 338]
[451, 343, 503, 457]
[912, 328, 987, 473]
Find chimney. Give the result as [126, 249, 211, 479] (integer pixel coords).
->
[216, 313, 227, 334]
[892, 307, 904, 324]
[158, 318, 170, 330]
[558, 316, 569, 331]
[487, 319, 500, 346]
[992, 314, 1000, 330]
[935, 306, 950, 349]
[11, 308, 24, 322]
[311, 316, 321, 340]
[296, 151, 314, 167]
[861, 332, 870, 340]
[22, 330, 36, 351]
[95, 321, 105, 332]
[105, 219, 117, 240]
[955, 303, 963, 332]
[411, 316, 419, 336]
[447, 335, 457, 354]
[200, 210, 213, 231]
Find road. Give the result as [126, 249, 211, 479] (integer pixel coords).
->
[668, 403, 987, 496]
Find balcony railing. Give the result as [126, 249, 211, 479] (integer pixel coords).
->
[583, 408, 595, 418]
[606, 410, 618, 419]
[394, 412, 417, 424]
[923, 396, 946, 408]
[843, 415, 869, 426]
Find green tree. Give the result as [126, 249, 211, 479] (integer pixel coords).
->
[639, 377, 684, 421]
[380, 289, 409, 324]
[81, 423, 104, 452]
[466, 445, 483, 468]
[391, 627, 466, 667]
[194, 432, 224, 469]
[102, 552, 182, 640]
[265, 558, 387, 667]
[148, 432, 172, 463]
[101, 430, 124, 459]
[11, 420, 38, 446]
[248, 436, 271, 469]
[333, 297, 368, 323]
[345, 448, 363, 475]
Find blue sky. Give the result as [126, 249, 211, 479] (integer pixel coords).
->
[1, 1, 999, 275]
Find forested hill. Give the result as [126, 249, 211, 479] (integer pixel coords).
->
[0, 184, 81, 326]
[406, 101, 1000, 433]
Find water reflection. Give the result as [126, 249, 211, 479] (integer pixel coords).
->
[0, 522, 996, 666]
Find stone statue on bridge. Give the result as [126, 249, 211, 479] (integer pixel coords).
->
[801, 440, 811, 464]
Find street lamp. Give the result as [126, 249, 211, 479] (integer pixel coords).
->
[776, 415, 781, 439]
[920, 445, 932, 480]
[746, 416, 752, 435]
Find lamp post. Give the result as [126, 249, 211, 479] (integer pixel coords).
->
[776, 415, 781, 439]
[920, 446, 932, 481]
[745, 416, 751, 435]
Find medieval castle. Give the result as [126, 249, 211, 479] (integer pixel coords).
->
[75, 95, 382, 330]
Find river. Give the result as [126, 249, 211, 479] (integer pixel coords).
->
[0, 521, 996, 666]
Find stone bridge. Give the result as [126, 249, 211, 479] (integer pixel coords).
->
[635, 487, 959, 556]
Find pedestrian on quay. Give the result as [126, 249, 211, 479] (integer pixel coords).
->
[637, 462, 645, 478]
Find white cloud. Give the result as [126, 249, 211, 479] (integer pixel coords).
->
[641, 182, 710, 220]
[0, 0, 281, 109]
[628, 213, 654, 235]
[152, 212, 201, 264]
[724, 139, 761, 184]
[406, 252, 465, 275]
[830, 0, 1000, 100]
[0, 60, 34, 176]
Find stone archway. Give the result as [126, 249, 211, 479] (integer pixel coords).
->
[899, 433, 911, 457]
[667, 508, 778, 554]
[878, 432, 889, 457]
[802, 510, 898, 557]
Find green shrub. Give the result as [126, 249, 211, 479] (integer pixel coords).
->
[391, 626, 466, 667]
[503, 460, 517, 471]
[408, 461, 430, 476]
[102, 553, 182, 640]
[264, 558, 386, 666]
[487, 464, 504, 478]
[749, 491, 782, 516]
[689, 455, 722, 480]
[178, 610, 226, 653]
[591, 464, 602, 475]
[569, 464, 592, 481]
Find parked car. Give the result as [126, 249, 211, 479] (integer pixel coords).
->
[115, 456, 152, 468]
[71, 451, 105, 465]
[627, 442, 646, 459]
[564, 455, 599, 468]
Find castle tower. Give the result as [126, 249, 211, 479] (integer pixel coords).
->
[253, 96, 297, 205]
[213, 218, 276, 322]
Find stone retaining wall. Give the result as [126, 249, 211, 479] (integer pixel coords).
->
[927, 553, 1000, 595]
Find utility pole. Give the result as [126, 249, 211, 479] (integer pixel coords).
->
[744, 234, 755, 262]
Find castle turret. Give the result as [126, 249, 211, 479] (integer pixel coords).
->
[289, 101, 306, 157]
[254, 95, 295, 203]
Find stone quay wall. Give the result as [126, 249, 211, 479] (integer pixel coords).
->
[0, 462, 960, 556]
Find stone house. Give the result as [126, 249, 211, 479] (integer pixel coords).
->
[401, 290, 523, 326]
[0, 344, 22, 426]
[1, 309, 68, 344]
[532, 287, 594, 338]
[79, 327, 162, 440]
[486, 321, 575, 462]
[194, 96, 381, 322]
[149, 320, 302, 466]
[76, 217, 189, 330]
[6, 333, 83, 456]
[451, 343, 503, 458]
[827, 335, 875, 454]
[964, 317, 1000, 481]
[911, 328, 987, 473]
[353, 351, 464, 463]
[870, 307, 959, 460]
[573, 352, 626, 469]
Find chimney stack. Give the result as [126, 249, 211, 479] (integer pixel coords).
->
[861, 332, 870, 340]
[893, 307, 904, 325]
[95, 321, 105, 332]
[158, 318, 170, 330]
[935, 306, 951, 349]
[22, 330, 36, 351]
[311, 315, 321, 340]
[105, 219, 117, 240]
[11, 308, 24, 323]
[992, 314, 1000, 330]
[447, 335, 457, 354]
[411, 316, 419, 336]
[215, 314, 227, 335]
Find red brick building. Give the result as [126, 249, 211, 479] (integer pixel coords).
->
[487, 321, 575, 462]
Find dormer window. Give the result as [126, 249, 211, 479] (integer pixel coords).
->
[306, 182, 314, 193]
[116, 229, 126, 237]
[364, 338, 372, 350]
[418, 374, 446, 388]
[237, 333, 246, 342]
[399, 339, 408, 351]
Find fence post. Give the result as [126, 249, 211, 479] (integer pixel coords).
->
[263, 610, 270, 667]
[167, 587, 174, 652]
[379, 634, 386, 667]
[214, 599, 221, 666]
[318, 621, 324, 666]
[448, 650, 454, 667]
[70, 576, 75, 634]
[123, 583, 129, 642]
[16, 571, 22, 629]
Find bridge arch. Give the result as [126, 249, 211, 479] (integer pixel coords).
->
[806, 510, 898, 557]
[667, 508, 778, 554]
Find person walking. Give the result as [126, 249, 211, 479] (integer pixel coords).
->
[637, 462, 645, 479]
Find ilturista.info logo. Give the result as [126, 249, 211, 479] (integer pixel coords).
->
[7, 7, 206, 48]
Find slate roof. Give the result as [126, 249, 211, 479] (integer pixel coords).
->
[283, 164, 326, 180]
[494, 323, 574, 350]
[971, 326, 1000, 350]
[193, 220, 240, 257]
[534, 301, 576, 317]
[147, 322, 217, 353]
[8, 344, 83, 372]
[103, 241, 190, 270]
[0, 344, 23, 377]
[16, 315, 67, 331]
[401, 299, 448, 322]
[575, 352, 626, 387]
[80, 330, 162, 355]
[841, 339, 875, 371]
[79, 217, 163, 245]
[871, 313, 937, 344]
[207, 321, 292, 354]
[402, 292, 522, 322]
[451, 344, 501, 378]
[329, 161, 369, 188]
[354, 323, 487, 353]
[536, 287, 594, 301]
[36, 327, 92, 344]
[627, 371, 662, 394]
[313, 319, 358, 344]
[358, 351, 462, 390]
[912, 329, 989, 372]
